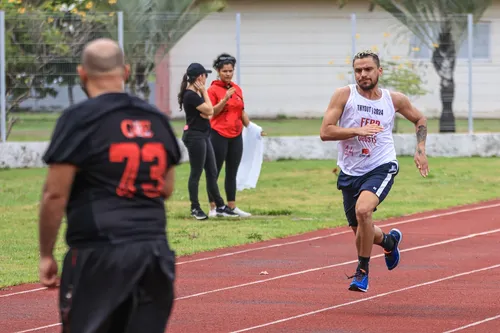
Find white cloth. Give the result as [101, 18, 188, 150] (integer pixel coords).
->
[236, 122, 263, 191]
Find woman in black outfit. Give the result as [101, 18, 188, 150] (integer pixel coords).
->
[178, 63, 238, 220]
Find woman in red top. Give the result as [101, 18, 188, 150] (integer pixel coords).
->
[207, 53, 254, 218]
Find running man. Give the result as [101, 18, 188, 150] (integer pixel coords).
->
[320, 50, 429, 292]
[38, 38, 181, 332]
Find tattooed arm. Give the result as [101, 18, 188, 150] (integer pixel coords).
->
[416, 123, 427, 156]
[391, 92, 429, 177]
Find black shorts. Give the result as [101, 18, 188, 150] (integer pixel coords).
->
[59, 239, 175, 333]
[337, 161, 399, 227]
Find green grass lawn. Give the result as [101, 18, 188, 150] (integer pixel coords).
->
[1, 157, 500, 288]
[7, 112, 500, 142]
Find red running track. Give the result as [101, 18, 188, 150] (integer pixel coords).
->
[1, 200, 500, 333]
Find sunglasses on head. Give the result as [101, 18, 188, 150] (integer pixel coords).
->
[218, 56, 236, 62]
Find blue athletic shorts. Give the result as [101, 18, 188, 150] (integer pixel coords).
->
[337, 161, 399, 227]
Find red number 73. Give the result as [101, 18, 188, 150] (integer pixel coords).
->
[109, 142, 167, 198]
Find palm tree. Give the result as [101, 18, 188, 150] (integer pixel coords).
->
[111, 0, 226, 106]
[363, 1, 492, 132]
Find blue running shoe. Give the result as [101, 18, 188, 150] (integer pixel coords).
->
[384, 228, 403, 270]
[347, 269, 369, 292]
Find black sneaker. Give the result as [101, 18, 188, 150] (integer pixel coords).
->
[191, 208, 208, 220]
[216, 205, 239, 218]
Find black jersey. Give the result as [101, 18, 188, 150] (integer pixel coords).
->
[43, 92, 182, 247]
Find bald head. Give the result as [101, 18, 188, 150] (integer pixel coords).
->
[81, 38, 125, 76]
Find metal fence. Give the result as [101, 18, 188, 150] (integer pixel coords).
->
[0, 10, 494, 142]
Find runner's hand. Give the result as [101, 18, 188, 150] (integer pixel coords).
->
[356, 124, 383, 137]
[414, 150, 429, 178]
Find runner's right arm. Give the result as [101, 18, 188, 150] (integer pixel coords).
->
[320, 86, 383, 141]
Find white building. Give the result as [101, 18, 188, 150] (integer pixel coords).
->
[160, 0, 499, 120]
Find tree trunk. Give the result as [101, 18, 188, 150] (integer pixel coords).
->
[439, 77, 455, 132]
[68, 84, 74, 106]
[431, 21, 456, 133]
[6, 116, 19, 140]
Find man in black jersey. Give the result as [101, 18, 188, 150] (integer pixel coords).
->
[37, 38, 181, 333]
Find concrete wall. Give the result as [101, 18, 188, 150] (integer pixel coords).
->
[2, 134, 500, 169]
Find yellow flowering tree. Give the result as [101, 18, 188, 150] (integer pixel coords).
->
[2, 0, 227, 137]
[42, 1, 117, 105]
[1, 0, 72, 138]
[45, 0, 227, 114]
[111, 0, 226, 105]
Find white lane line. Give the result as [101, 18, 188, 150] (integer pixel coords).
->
[13, 323, 61, 333]
[175, 228, 500, 300]
[12, 228, 500, 333]
[0, 287, 48, 299]
[230, 264, 500, 332]
[176, 202, 500, 265]
[442, 315, 500, 332]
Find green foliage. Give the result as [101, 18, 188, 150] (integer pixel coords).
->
[1, 0, 113, 138]
[378, 59, 429, 133]
[42, 7, 114, 105]
[2, 0, 72, 138]
[110, 0, 227, 99]
[2, 0, 225, 138]
[379, 60, 428, 98]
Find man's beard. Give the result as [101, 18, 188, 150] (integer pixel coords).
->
[358, 76, 379, 91]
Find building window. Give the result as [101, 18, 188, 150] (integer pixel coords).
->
[409, 22, 490, 60]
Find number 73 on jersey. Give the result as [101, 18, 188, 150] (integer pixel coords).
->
[109, 120, 168, 199]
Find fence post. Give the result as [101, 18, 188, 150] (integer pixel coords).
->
[467, 13, 473, 134]
[350, 13, 356, 82]
[0, 11, 6, 143]
[117, 11, 124, 50]
[236, 12, 241, 86]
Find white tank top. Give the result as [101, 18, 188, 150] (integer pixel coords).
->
[337, 84, 398, 176]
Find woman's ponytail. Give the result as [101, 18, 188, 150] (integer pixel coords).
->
[177, 73, 188, 111]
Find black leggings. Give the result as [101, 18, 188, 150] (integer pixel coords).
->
[182, 131, 225, 210]
[208, 130, 243, 203]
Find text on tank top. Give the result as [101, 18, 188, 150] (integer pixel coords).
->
[337, 84, 397, 176]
